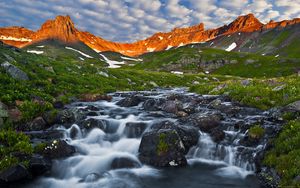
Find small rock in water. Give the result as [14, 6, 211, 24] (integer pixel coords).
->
[116, 95, 142, 107]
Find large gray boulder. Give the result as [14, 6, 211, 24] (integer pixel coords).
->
[139, 129, 187, 167]
[1, 61, 29, 81]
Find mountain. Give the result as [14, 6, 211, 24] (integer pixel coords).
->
[1, 14, 300, 57]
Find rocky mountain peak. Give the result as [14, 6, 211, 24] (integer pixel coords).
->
[33, 15, 79, 43]
[225, 13, 263, 33]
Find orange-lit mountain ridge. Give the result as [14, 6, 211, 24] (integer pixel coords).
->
[0, 14, 300, 56]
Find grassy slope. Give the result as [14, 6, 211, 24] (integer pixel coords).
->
[131, 46, 300, 78]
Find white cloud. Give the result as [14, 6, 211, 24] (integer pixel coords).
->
[1, 0, 299, 42]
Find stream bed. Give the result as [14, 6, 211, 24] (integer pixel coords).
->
[23, 88, 282, 188]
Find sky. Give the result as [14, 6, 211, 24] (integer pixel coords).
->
[1, 0, 300, 42]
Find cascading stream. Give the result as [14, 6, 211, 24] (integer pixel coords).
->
[23, 88, 279, 188]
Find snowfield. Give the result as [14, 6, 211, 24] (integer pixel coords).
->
[27, 50, 44, 54]
[99, 54, 125, 68]
[225, 42, 237, 52]
[65, 47, 93, 58]
[147, 47, 156, 52]
[171, 71, 184, 75]
[166, 45, 173, 50]
[121, 56, 143, 62]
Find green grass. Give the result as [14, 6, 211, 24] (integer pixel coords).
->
[130, 47, 300, 78]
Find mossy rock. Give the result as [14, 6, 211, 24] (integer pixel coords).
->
[249, 125, 265, 140]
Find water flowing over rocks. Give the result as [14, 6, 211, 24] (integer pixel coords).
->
[17, 88, 283, 188]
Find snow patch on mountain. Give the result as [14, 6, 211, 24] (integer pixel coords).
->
[147, 47, 156, 52]
[225, 42, 237, 52]
[99, 54, 125, 68]
[158, 36, 163, 40]
[121, 56, 143, 62]
[166, 45, 173, 50]
[27, 50, 44, 54]
[65, 47, 93, 58]
[171, 71, 184, 75]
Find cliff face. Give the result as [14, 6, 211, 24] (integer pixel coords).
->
[1, 14, 300, 56]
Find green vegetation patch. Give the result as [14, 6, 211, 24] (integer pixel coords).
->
[0, 130, 33, 172]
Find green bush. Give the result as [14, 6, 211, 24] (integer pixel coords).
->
[0, 130, 33, 171]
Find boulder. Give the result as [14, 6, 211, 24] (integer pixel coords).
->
[1, 61, 29, 81]
[111, 157, 141, 169]
[57, 108, 86, 126]
[139, 128, 187, 167]
[187, 112, 222, 132]
[29, 155, 52, 176]
[283, 100, 300, 112]
[151, 121, 199, 153]
[42, 140, 75, 159]
[27, 117, 47, 131]
[143, 98, 164, 111]
[116, 96, 142, 107]
[124, 122, 148, 138]
[0, 164, 29, 183]
[210, 128, 225, 143]
[79, 118, 108, 131]
[162, 100, 182, 114]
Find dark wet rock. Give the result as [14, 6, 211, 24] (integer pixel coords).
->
[124, 122, 148, 138]
[139, 128, 187, 167]
[78, 118, 108, 132]
[27, 117, 47, 131]
[0, 164, 29, 183]
[42, 140, 75, 159]
[111, 157, 141, 169]
[42, 111, 59, 126]
[85, 105, 100, 111]
[162, 100, 183, 114]
[151, 121, 199, 152]
[57, 109, 86, 126]
[29, 155, 52, 176]
[185, 112, 222, 132]
[210, 128, 225, 143]
[53, 101, 64, 109]
[116, 95, 142, 107]
[142, 98, 165, 111]
[86, 111, 99, 116]
[25, 130, 64, 140]
[257, 167, 280, 188]
[1, 61, 29, 81]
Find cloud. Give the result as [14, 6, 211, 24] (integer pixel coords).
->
[0, 0, 299, 42]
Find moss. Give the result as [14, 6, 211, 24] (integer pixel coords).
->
[157, 133, 169, 155]
[248, 125, 265, 140]
[33, 142, 47, 154]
